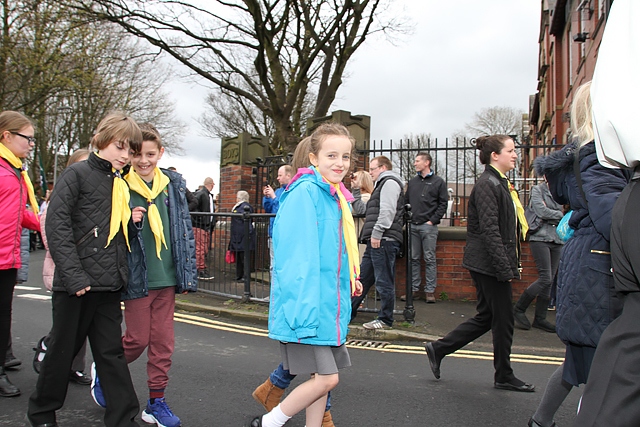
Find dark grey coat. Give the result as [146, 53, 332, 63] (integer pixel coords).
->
[527, 182, 564, 244]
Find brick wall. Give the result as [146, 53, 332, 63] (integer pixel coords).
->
[394, 228, 540, 302]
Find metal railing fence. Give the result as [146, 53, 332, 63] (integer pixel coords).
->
[191, 208, 417, 321]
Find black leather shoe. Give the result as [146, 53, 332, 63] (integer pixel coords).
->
[69, 370, 92, 385]
[494, 380, 535, 392]
[33, 336, 46, 374]
[248, 416, 262, 427]
[0, 367, 20, 397]
[424, 342, 441, 379]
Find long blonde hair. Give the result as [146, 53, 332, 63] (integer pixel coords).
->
[570, 81, 594, 147]
[353, 170, 374, 194]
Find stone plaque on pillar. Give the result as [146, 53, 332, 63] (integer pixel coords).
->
[307, 110, 371, 152]
[221, 132, 269, 167]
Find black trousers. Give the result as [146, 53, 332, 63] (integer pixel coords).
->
[0, 269, 17, 368]
[432, 271, 515, 383]
[574, 292, 640, 426]
[28, 291, 139, 427]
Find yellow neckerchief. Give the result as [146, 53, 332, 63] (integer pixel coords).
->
[95, 153, 131, 250]
[490, 165, 528, 239]
[125, 167, 170, 259]
[322, 175, 360, 295]
[0, 142, 39, 218]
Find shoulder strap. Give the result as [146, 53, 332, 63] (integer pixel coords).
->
[573, 150, 589, 208]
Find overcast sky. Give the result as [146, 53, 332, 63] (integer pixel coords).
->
[158, 0, 540, 193]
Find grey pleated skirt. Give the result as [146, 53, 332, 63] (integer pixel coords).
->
[280, 342, 351, 375]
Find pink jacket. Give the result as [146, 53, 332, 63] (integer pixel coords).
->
[40, 204, 54, 290]
[0, 157, 40, 270]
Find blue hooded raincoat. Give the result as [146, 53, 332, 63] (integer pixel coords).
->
[268, 166, 354, 346]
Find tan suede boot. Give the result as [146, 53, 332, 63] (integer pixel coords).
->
[251, 378, 285, 411]
[322, 410, 335, 427]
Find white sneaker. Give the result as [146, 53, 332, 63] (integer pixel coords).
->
[363, 319, 391, 330]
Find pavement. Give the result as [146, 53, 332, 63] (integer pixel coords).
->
[175, 290, 567, 358]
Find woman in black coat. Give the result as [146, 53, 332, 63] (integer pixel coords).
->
[229, 190, 255, 281]
[425, 134, 535, 392]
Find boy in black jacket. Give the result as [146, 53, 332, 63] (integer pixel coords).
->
[28, 112, 145, 427]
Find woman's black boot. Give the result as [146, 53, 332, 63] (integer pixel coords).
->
[532, 297, 556, 333]
[514, 290, 536, 330]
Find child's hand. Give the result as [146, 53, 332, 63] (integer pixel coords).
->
[76, 286, 91, 297]
[353, 280, 363, 297]
[131, 206, 147, 223]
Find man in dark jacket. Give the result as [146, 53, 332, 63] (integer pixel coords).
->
[193, 177, 215, 280]
[404, 152, 448, 303]
[351, 156, 404, 330]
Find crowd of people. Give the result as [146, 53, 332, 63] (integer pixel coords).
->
[0, 107, 635, 426]
[1, 2, 637, 424]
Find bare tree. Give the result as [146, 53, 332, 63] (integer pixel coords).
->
[0, 1, 184, 187]
[464, 106, 525, 141]
[68, 0, 409, 153]
[456, 106, 529, 189]
[442, 131, 481, 182]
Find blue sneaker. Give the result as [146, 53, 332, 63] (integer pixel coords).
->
[90, 362, 106, 408]
[141, 398, 181, 427]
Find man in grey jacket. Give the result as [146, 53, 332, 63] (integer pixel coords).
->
[351, 156, 405, 329]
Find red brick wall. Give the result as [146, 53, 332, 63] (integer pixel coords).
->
[219, 165, 257, 212]
[395, 236, 538, 302]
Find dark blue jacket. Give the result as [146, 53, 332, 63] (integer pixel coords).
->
[123, 169, 197, 300]
[535, 141, 630, 347]
[229, 201, 256, 252]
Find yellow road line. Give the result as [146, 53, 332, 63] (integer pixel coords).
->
[174, 313, 563, 366]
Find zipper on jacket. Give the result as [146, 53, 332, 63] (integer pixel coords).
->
[8, 164, 24, 268]
[335, 199, 343, 344]
[76, 226, 99, 246]
[590, 249, 610, 255]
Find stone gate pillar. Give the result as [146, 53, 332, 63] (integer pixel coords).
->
[307, 110, 371, 170]
[219, 132, 269, 212]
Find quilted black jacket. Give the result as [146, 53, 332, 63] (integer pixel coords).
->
[46, 153, 133, 295]
[462, 166, 520, 282]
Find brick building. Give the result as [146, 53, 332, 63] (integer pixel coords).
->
[528, 0, 613, 160]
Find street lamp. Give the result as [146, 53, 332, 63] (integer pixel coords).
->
[52, 105, 72, 185]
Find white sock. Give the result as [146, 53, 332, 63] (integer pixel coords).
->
[261, 404, 291, 427]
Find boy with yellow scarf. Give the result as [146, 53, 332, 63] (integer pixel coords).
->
[89, 123, 197, 427]
[28, 112, 144, 427]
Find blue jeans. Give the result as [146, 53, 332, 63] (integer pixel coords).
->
[269, 363, 332, 411]
[411, 223, 438, 293]
[352, 239, 400, 326]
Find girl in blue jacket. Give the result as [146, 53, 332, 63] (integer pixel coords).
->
[249, 123, 362, 427]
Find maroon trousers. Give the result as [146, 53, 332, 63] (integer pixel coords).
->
[193, 227, 210, 270]
[122, 287, 175, 391]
